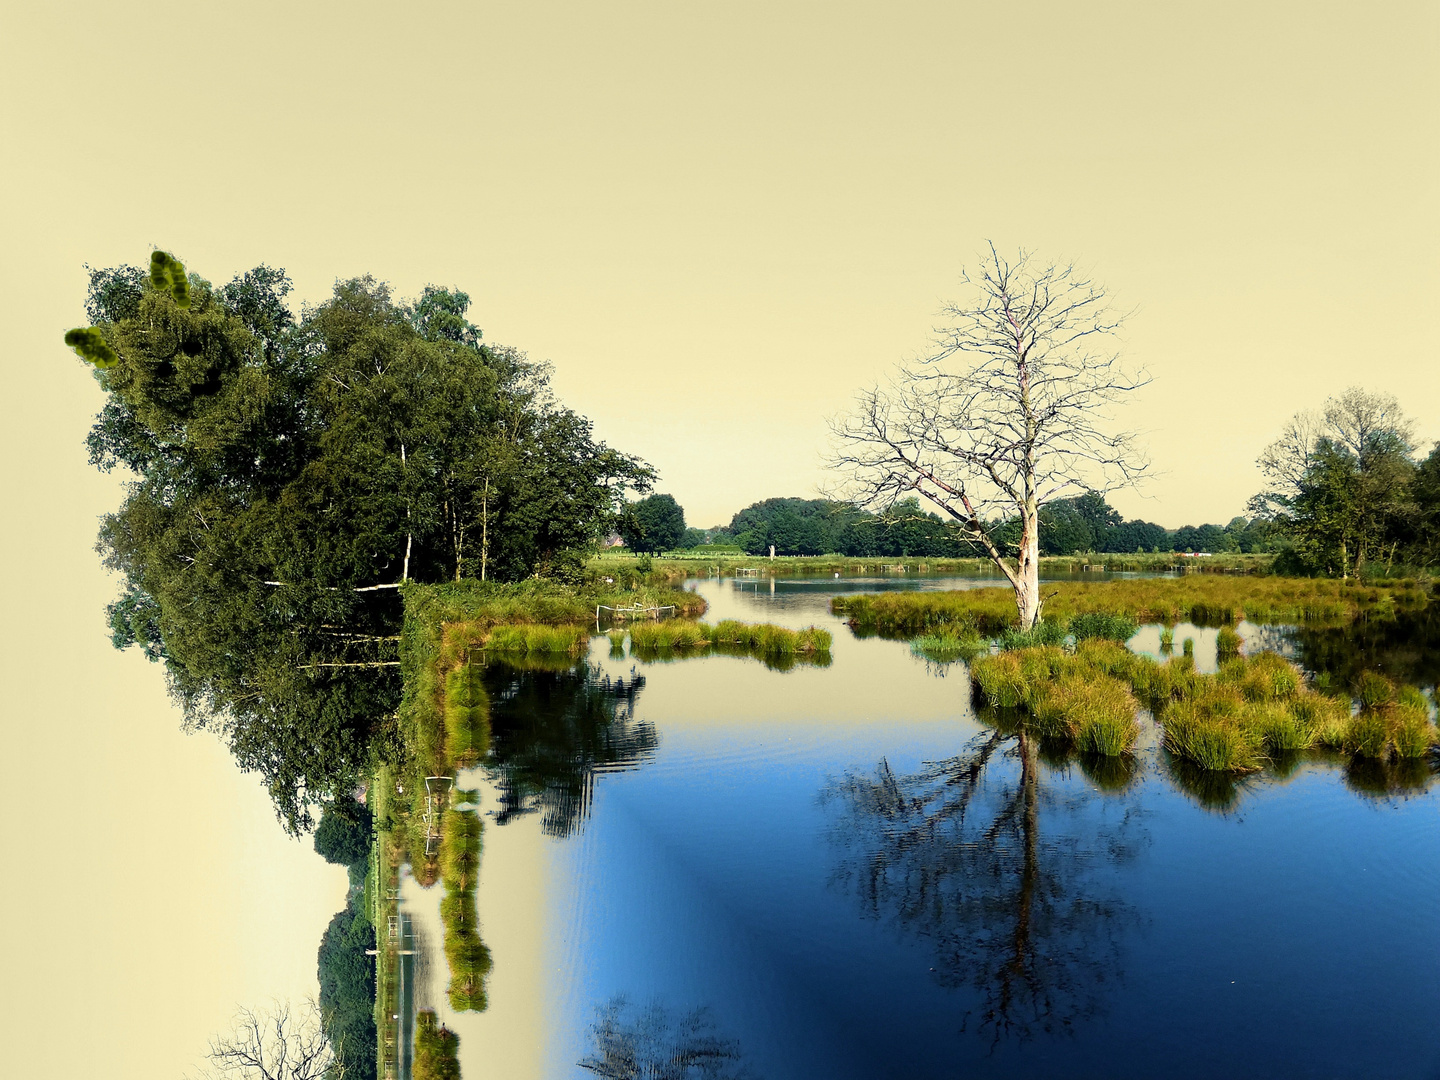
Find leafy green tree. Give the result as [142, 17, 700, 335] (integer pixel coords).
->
[313, 803, 373, 866]
[618, 493, 686, 553]
[1253, 388, 1417, 576]
[74, 255, 653, 831]
[317, 891, 376, 1080]
[1408, 443, 1440, 566]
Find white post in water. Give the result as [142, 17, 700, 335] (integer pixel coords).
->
[769, 545, 775, 560]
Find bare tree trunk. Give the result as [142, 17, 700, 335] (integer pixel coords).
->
[1015, 505, 1042, 629]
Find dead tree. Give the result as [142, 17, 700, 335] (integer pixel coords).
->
[191, 1000, 336, 1080]
[829, 244, 1148, 628]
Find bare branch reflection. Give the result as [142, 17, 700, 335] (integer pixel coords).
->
[578, 996, 760, 1079]
[821, 727, 1146, 1045]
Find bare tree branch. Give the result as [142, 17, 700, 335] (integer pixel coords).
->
[828, 244, 1149, 627]
[190, 1000, 336, 1080]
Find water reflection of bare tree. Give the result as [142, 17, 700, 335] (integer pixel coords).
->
[578, 996, 759, 1079]
[485, 664, 655, 837]
[822, 727, 1146, 1046]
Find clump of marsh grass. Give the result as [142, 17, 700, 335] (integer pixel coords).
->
[442, 660, 490, 767]
[1291, 690, 1350, 749]
[627, 619, 833, 664]
[1343, 711, 1393, 759]
[1161, 699, 1264, 772]
[482, 623, 589, 655]
[970, 652, 1030, 708]
[1182, 637, 1195, 657]
[1392, 703, 1437, 759]
[1216, 625, 1243, 658]
[997, 620, 1069, 650]
[438, 807, 491, 1011]
[1159, 626, 1175, 651]
[1354, 671, 1397, 710]
[414, 1011, 460, 1080]
[831, 577, 1429, 636]
[1069, 612, 1139, 643]
[910, 629, 987, 663]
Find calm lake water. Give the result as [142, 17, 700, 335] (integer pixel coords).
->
[414, 576, 1440, 1080]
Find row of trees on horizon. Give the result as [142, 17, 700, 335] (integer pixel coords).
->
[623, 392, 1440, 574]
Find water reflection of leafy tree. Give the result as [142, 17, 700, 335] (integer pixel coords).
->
[578, 996, 758, 1080]
[822, 721, 1145, 1045]
[484, 663, 655, 837]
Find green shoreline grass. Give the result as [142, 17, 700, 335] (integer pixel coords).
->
[835, 576, 1432, 635]
[589, 551, 1277, 586]
[972, 640, 1438, 773]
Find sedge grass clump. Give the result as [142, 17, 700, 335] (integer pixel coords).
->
[1182, 637, 1195, 658]
[1391, 704, 1437, 758]
[1343, 711, 1392, 759]
[998, 620, 1068, 651]
[1219, 652, 1302, 703]
[437, 808, 491, 1011]
[442, 660, 490, 767]
[1216, 625, 1243, 657]
[1291, 690, 1350, 749]
[483, 623, 589, 655]
[1069, 612, 1139, 643]
[414, 1011, 460, 1080]
[1354, 671, 1397, 710]
[1397, 685, 1430, 714]
[1243, 701, 1316, 752]
[1159, 625, 1175, 650]
[1161, 699, 1263, 772]
[970, 652, 1029, 707]
[1070, 677, 1141, 756]
[910, 629, 987, 662]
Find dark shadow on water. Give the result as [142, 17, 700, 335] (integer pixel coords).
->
[820, 727, 1148, 1047]
[1343, 755, 1438, 801]
[1287, 608, 1440, 693]
[483, 662, 654, 837]
[578, 996, 760, 1079]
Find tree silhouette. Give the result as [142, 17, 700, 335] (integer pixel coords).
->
[485, 663, 655, 837]
[578, 996, 758, 1080]
[821, 724, 1146, 1045]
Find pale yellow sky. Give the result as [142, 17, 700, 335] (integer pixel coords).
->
[1, 2, 1437, 1077]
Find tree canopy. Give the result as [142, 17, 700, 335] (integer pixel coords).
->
[74, 253, 652, 830]
[1251, 387, 1435, 576]
[618, 493, 686, 553]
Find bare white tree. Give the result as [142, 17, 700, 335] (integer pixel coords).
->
[829, 245, 1149, 628]
[190, 1000, 337, 1080]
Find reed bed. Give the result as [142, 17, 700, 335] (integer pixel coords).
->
[977, 638, 1438, 773]
[1216, 625, 1243, 657]
[910, 629, 988, 663]
[627, 620, 832, 656]
[833, 577, 1431, 635]
[414, 1010, 461, 1080]
[479, 623, 590, 655]
[437, 807, 491, 1012]
[442, 661, 490, 767]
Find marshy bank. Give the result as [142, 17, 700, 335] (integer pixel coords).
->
[835, 576, 1434, 636]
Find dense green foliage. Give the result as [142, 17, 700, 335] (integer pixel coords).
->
[1252, 388, 1440, 576]
[701, 493, 1274, 558]
[834, 577, 1432, 636]
[313, 802, 373, 866]
[77, 255, 653, 830]
[619, 493, 686, 553]
[317, 883, 376, 1080]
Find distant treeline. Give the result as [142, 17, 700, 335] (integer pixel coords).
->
[668, 494, 1273, 558]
